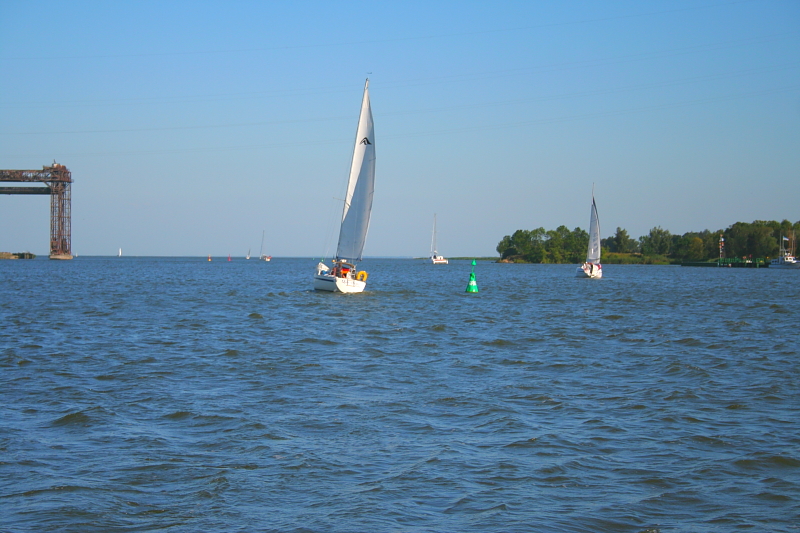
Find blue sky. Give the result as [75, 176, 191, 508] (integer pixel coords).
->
[2, 0, 798, 257]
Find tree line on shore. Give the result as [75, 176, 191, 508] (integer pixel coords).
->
[496, 219, 800, 264]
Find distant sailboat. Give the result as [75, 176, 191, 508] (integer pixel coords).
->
[259, 230, 271, 261]
[577, 191, 602, 278]
[314, 79, 375, 293]
[118, 248, 122, 257]
[246, 249, 251, 260]
[430, 214, 448, 264]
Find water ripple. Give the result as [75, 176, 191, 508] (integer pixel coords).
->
[1, 258, 799, 532]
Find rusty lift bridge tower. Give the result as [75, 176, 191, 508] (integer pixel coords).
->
[1, 162, 73, 259]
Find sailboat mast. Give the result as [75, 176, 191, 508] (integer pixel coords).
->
[431, 214, 437, 255]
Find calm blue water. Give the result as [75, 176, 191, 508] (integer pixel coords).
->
[1, 257, 798, 532]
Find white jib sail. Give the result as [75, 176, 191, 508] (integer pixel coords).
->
[336, 79, 375, 262]
[586, 196, 601, 264]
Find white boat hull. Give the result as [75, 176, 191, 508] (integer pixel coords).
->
[577, 263, 602, 278]
[770, 237, 799, 268]
[314, 261, 367, 293]
[313, 273, 366, 293]
[770, 260, 800, 269]
[431, 255, 448, 264]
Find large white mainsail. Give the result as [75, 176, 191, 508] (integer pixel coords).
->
[586, 196, 601, 264]
[314, 79, 375, 293]
[336, 79, 375, 262]
[577, 193, 602, 278]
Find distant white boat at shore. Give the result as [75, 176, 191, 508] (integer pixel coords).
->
[430, 213, 448, 264]
[259, 231, 271, 261]
[770, 234, 800, 269]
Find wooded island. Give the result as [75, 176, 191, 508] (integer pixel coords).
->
[496, 220, 800, 264]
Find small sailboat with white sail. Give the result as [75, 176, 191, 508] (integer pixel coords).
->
[314, 79, 375, 293]
[430, 214, 448, 264]
[259, 230, 271, 261]
[118, 248, 122, 257]
[577, 191, 602, 278]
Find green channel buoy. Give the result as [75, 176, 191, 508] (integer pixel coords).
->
[466, 259, 479, 293]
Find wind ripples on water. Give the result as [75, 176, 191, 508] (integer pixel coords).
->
[1, 257, 798, 532]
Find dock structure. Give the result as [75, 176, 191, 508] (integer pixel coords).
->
[0, 163, 73, 259]
[681, 258, 769, 268]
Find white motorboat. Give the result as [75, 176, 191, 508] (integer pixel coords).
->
[314, 79, 375, 293]
[577, 191, 602, 278]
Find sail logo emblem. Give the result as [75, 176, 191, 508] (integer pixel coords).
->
[360, 137, 372, 145]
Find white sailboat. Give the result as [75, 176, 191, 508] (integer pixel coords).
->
[259, 230, 271, 261]
[246, 249, 251, 260]
[314, 79, 375, 293]
[430, 214, 448, 264]
[770, 234, 800, 269]
[118, 248, 122, 257]
[577, 192, 602, 278]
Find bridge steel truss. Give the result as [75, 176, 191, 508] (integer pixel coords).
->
[0, 163, 73, 259]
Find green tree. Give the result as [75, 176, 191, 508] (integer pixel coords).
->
[566, 226, 590, 263]
[539, 226, 588, 263]
[670, 231, 715, 261]
[497, 228, 549, 261]
[687, 237, 706, 260]
[673, 236, 700, 260]
[639, 226, 672, 256]
[523, 227, 548, 263]
[497, 229, 534, 259]
[544, 226, 569, 263]
[605, 227, 637, 253]
[496, 234, 514, 258]
[725, 221, 777, 258]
